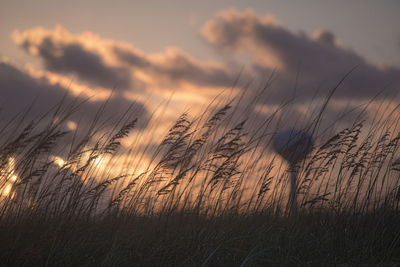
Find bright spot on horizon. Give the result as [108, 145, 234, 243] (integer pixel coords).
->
[1, 184, 12, 196]
[94, 157, 104, 169]
[1, 157, 18, 197]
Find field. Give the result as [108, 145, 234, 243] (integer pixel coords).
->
[1, 78, 400, 266]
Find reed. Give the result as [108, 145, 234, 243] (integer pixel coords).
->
[1, 76, 400, 265]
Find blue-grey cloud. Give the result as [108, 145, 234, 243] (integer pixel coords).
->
[13, 26, 238, 92]
[201, 9, 400, 103]
[0, 61, 149, 130]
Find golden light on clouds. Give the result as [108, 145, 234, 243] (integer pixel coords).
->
[24, 64, 113, 101]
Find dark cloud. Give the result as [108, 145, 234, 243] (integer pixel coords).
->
[14, 28, 133, 90]
[201, 9, 400, 103]
[37, 41, 132, 89]
[8, 15, 400, 147]
[0, 61, 68, 116]
[148, 49, 235, 87]
[12, 17, 400, 104]
[114, 45, 239, 87]
[0, 61, 149, 130]
[13, 26, 238, 92]
[112, 46, 151, 69]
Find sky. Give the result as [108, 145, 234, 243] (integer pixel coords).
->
[1, 0, 400, 172]
[1, 1, 400, 67]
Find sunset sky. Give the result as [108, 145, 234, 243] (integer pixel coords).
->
[2, 4, 400, 264]
[1, 1, 400, 157]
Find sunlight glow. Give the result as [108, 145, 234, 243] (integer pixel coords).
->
[66, 120, 77, 131]
[0, 157, 18, 197]
[2, 184, 12, 196]
[94, 157, 104, 168]
[51, 156, 65, 168]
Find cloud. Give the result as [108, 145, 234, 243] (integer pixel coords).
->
[7, 13, 400, 148]
[12, 25, 239, 93]
[0, 60, 149, 131]
[12, 26, 135, 90]
[201, 9, 400, 103]
[0, 61, 67, 116]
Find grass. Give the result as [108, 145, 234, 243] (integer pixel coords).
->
[1, 75, 400, 265]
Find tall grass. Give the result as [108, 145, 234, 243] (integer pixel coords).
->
[1, 78, 400, 265]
